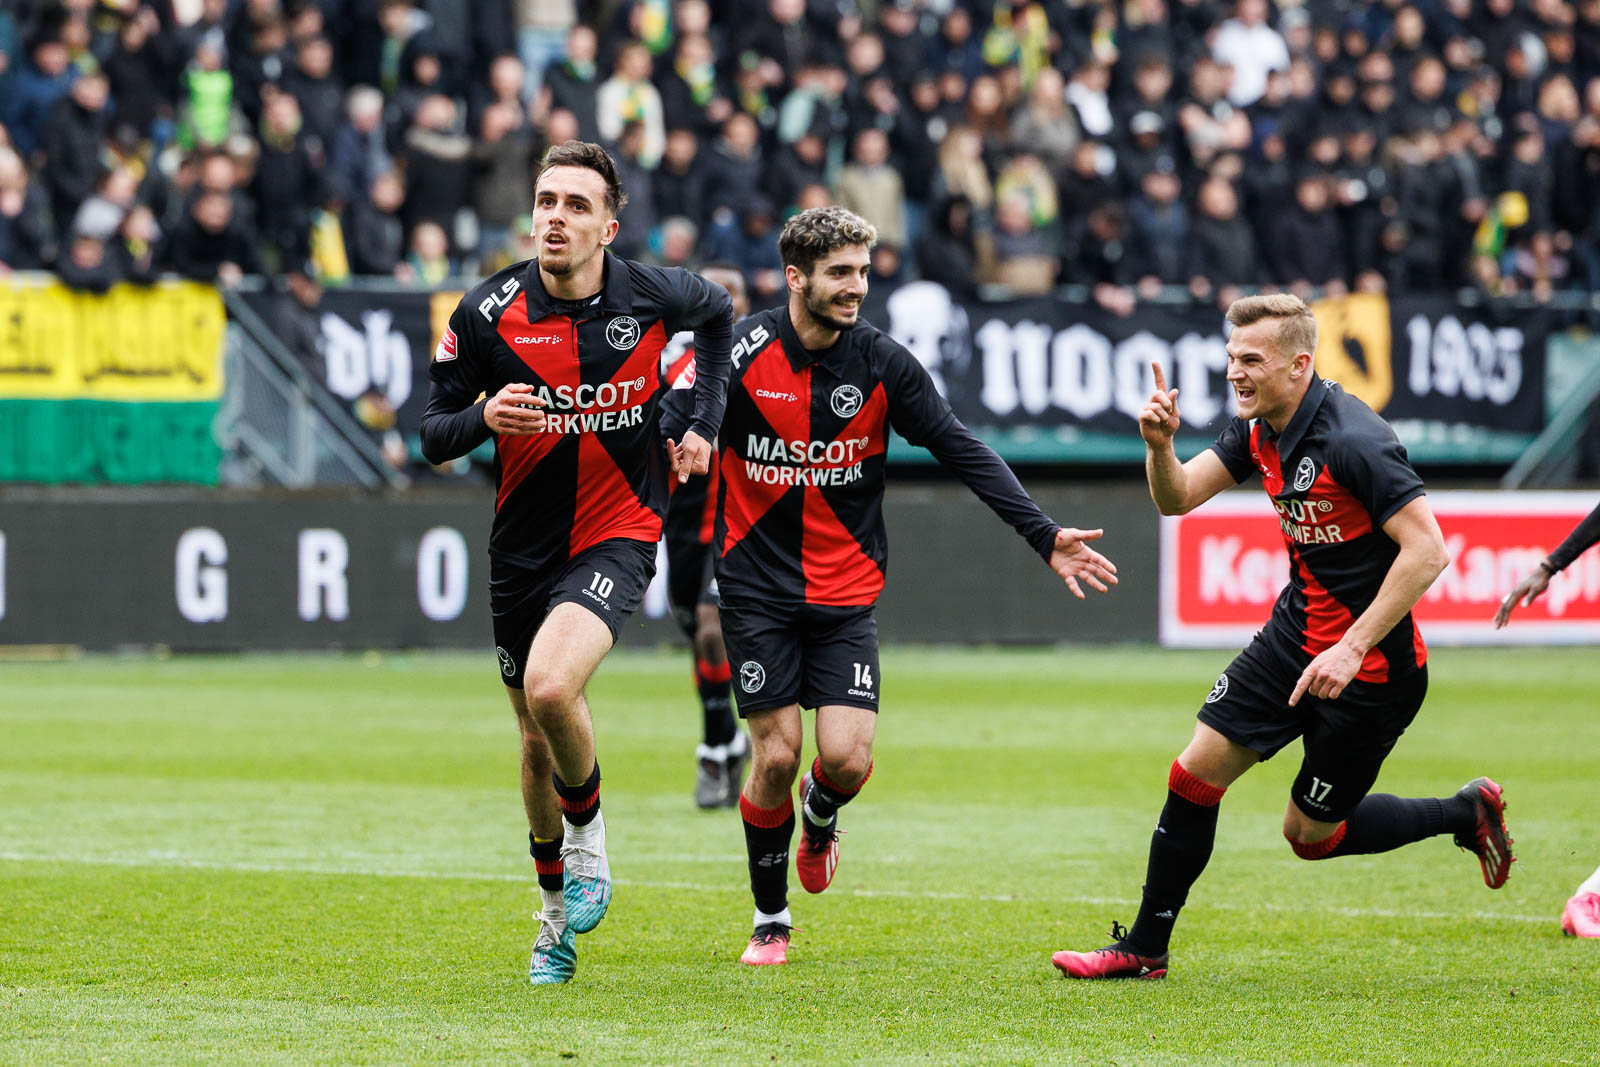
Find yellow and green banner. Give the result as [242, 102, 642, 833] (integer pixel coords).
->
[0, 280, 226, 484]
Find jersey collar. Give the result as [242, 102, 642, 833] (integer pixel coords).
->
[523, 251, 636, 322]
[1263, 373, 1328, 456]
[776, 306, 855, 378]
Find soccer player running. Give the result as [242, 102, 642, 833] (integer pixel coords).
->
[1493, 497, 1600, 939]
[1052, 294, 1514, 981]
[661, 265, 752, 808]
[664, 206, 1120, 966]
[419, 141, 732, 984]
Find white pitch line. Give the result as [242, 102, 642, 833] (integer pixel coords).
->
[0, 850, 1555, 926]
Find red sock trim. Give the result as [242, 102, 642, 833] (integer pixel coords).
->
[557, 781, 600, 814]
[1168, 760, 1226, 806]
[739, 791, 794, 828]
[534, 859, 564, 876]
[695, 657, 732, 685]
[812, 757, 872, 796]
[1288, 822, 1346, 859]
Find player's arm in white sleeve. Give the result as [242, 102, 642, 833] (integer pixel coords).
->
[1139, 361, 1237, 515]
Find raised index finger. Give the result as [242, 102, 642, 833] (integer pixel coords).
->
[1151, 361, 1168, 394]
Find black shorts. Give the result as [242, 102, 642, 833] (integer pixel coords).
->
[719, 598, 880, 715]
[489, 538, 657, 688]
[663, 481, 717, 637]
[1197, 632, 1428, 823]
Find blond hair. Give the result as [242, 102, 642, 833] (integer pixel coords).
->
[778, 206, 877, 275]
[1225, 293, 1318, 359]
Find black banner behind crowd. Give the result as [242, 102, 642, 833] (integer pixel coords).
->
[243, 285, 1555, 464]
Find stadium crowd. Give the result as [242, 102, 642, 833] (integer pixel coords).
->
[0, 0, 1597, 309]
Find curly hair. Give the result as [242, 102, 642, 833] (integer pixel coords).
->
[777, 206, 878, 275]
[536, 140, 629, 215]
[1225, 293, 1318, 359]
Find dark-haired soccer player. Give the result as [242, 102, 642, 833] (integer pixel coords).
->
[1494, 497, 1600, 938]
[661, 264, 751, 808]
[419, 141, 732, 984]
[665, 206, 1120, 966]
[1052, 294, 1513, 981]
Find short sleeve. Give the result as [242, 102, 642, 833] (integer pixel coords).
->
[1209, 417, 1257, 483]
[881, 337, 956, 446]
[1329, 429, 1426, 528]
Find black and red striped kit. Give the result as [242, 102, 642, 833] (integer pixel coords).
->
[664, 305, 1060, 714]
[660, 335, 722, 631]
[420, 252, 731, 685]
[1199, 375, 1430, 821]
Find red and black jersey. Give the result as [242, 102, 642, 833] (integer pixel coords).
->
[1211, 376, 1429, 682]
[661, 334, 719, 548]
[419, 252, 731, 572]
[664, 306, 1060, 607]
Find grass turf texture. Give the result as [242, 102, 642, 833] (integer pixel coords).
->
[1, 647, 1594, 1065]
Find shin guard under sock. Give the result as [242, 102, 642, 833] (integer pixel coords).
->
[1300, 794, 1469, 858]
[553, 762, 601, 827]
[740, 792, 795, 916]
[530, 833, 564, 892]
[696, 657, 736, 748]
[1128, 760, 1225, 956]
[802, 757, 871, 834]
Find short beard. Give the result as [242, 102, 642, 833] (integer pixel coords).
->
[801, 281, 857, 332]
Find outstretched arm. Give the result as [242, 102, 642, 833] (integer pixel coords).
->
[1495, 500, 1600, 627]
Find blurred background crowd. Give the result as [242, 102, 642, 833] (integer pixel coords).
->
[1, 0, 1598, 310]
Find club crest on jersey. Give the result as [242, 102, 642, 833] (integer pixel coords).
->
[831, 383, 864, 418]
[1293, 456, 1317, 492]
[496, 646, 516, 677]
[606, 315, 641, 350]
[739, 661, 766, 693]
[1206, 673, 1229, 704]
[435, 326, 457, 362]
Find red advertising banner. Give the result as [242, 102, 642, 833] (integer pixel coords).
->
[1161, 491, 1600, 647]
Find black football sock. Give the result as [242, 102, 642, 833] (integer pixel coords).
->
[1127, 761, 1226, 957]
[740, 791, 795, 917]
[802, 757, 872, 837]
[1299, 794, 1476, 858]
[553, 761, 601, 827]
[530, 833, 564, 893]
[696, 656, 737, 749]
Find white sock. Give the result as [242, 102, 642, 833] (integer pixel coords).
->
[754, 906, 792, 929]
[1578, 865, 1600, 897]
[540, 888, 567, 930]
[564, 811, 605, 845]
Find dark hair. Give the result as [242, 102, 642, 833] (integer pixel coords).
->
[536, 140, 628, 215]
[777, 206, 878, 275]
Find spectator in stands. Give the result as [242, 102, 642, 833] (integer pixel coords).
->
[542, 24, 601, 142]
[610, 121, 657, 261]
[327, 85, 391, 206]
[70, 165, 140, 243]
[346, 169, 407, 277]
[284, 34, 345, 147]
[928, 8, 984, 82]
[254, 90, 326, 267]
[658, 31, 727, 137]
[766, 131, 828, 218]
[471, 100, 536, 264]
[702, 194, 784, 301]
[1058, 138, 1116, 219]
[392, 34, 451, 134]
[654, 127, 707, 225]
[405, 219, 453, 285]
[1188, 175, 1259, 301]
[1271, 172, 1348, 295]
[0, 146, 55, 272]
[5, 34, 75, 160]
[732, 0, 811, 95]
[652, 215, 698, 270]
[937, 125, 993, 213]
[103, 7, 174, 145]
[1211, 0, 1289, 107]
[401, 93, 471, 235]
[977, 190, 1059, 296]
[166, 188, 264, 285]
[1011, 67, 1080, 175]
[1127, 162, 1190, 290]
[915, 195, 979, 299]
[596, 40, 666, 169]
[1178, 56, 1252, 169]
[233, 14, 293, 128]
[114, 203, 162, 284]
[42, 66, 109, 232]
[699, 112, 766, 221]
[833, 127, 906, 251]
[178, 30, 235, 151]
[1066, 62, 1117, 144]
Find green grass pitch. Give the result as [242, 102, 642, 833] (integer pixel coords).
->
[2, 646, 1595, 1065]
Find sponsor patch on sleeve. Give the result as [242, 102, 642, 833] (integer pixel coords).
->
[435, 326, 458, 362]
